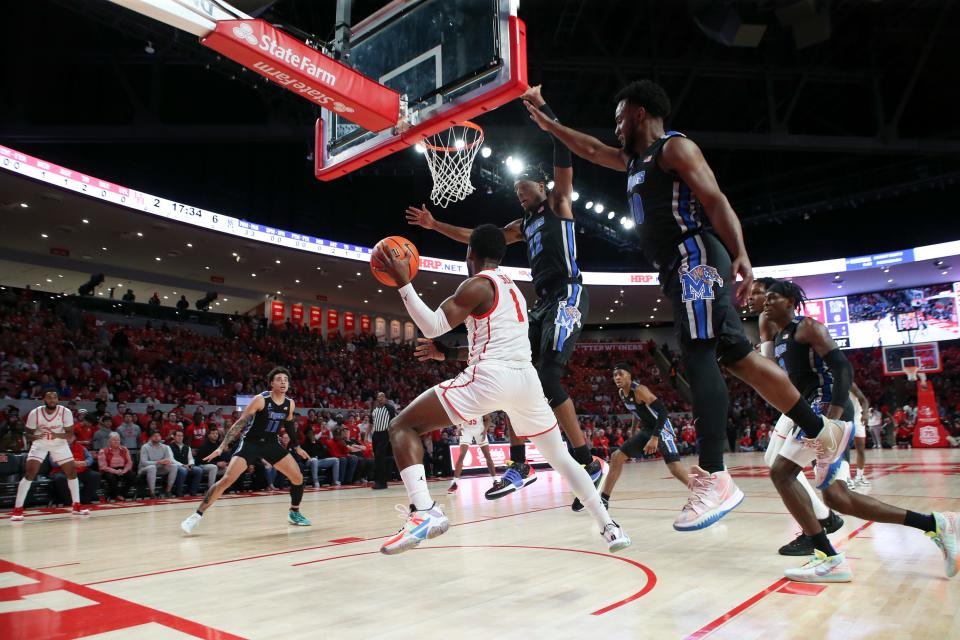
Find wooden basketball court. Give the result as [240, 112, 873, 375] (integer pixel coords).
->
[3, 448, 959, 639]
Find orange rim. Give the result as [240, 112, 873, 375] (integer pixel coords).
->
[421, 121, 484, 153]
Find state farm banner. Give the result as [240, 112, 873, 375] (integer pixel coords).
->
[309, 306, 323, 328]
[913, 380, 948, 448]
[344, 311, 355, 334]
[576, 343, 648, 352]
[270, 300, 285, 325]
[450, 443, 549, 471]
[360, 314, 371, 334]
[201, 20, 400, 132]
[290, 303, 304, 325]
[327, 309, 339, 332]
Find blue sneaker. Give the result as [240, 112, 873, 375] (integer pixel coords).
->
[484, 462, 537, 500]
[288, 510, 312, 526]
[380, 503, 449, 555]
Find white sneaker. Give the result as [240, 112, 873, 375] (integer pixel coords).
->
[603, 521, 631, 553]
[845, 478, 858, 490]
[784, 549, 852, 583]
[313, 482, 320, 489]
[673, 466, 744, 531]
[804, 417, 854, 490]
[380, 503, 449, 555]
[856, 475, 870, 486]
[929, 512, 960, 578]
[181, 512, 202, 534]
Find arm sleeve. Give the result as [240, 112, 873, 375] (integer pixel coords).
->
[538, 103, 572, 169]
[823, 349, 853, 407]
[397, 283, 452, 338]
[648, 398, 670, 433]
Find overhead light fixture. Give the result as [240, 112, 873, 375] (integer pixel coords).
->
[378, 289, 383, 293]
[204, 266, 210, 270]
[571, 191, 580, 201]
[607, 211, 615, 220]
[585, 201, 594, 210]
[41, 233, 48, 238]
[547, 180, 555, 190]
[186, 243, 193, 248]
[155, 257, 161, 261]
[223, 298, 228, 302]
[887, 278, 894, 283]
[295, 279, 300, 283]
[364, 299, 369, 303]
[594, 204, 604, 214]
[45, 278, 52, 283]
[414, 143, 426, 154]
[232, 252, 238, 257]
[82, 218, 89, 224]
[337, 284, 342, 289]
[356, 272, 361, 277]
[251, 273, 256, 277]
[480, 146, 492, 158]
[137, 232, 143, 237]
[19, 203, 28, 208]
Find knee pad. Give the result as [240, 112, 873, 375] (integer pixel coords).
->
[537, 359, 568, 409]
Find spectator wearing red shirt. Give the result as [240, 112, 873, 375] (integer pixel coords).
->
[188, 421, 212, 449]
[50, 434, 100, 505]
[323, 429, 359, 484]
[112, 402, 128, 429]
[72, 411, 94, 449]
[98, 432, 134, 501]
[591, 428, 610, 460]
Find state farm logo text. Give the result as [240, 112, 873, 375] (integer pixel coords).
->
[232, 23, 337, 87]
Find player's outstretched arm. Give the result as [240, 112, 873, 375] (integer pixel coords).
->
[522, 86, 574, 217]
[405, 204, 472, 244]
[525, 101, 628, 172]
[210, 395, 262, 458]
[661, 136, 753, 305]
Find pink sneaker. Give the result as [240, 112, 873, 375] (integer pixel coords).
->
[673, 466, 744, 531]
[804, 417, 855, 490]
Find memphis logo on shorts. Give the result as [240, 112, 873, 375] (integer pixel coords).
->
[555, 302, 583, 332]
[679, 264, 724, 302]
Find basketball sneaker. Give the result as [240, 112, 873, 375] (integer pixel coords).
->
[784, 549, 852, 583]
[288, 510, 311, 526]
[804, 417, 855, 490]
[602, 521, 631, 553]
[778, 511, 844, 556]
[572, 456, 607, 512]
[72, 503, 90, 516]
[673, 466, 744, 531]
[484, 462, 537, 500]
[447, 481, 458, 494]
[856, 474, 871, 487]
[928, 511, 960, 578]
[181, 512, 202, 534]
[380, 503, 449, 555]
[10, 507, 24, 522]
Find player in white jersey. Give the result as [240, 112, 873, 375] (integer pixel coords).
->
[849, 386, 871, 487]
[373, 224, 630, 555]
[448, 414, 497, 494]
[11, 390, 89, 520]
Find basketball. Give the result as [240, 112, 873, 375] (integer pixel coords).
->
[370, 236, 420, 287]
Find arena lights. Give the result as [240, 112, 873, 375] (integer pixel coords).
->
[571, 191, 579, 201]
[606, 211, 615, 220]
[414, 143, 426, 154]
[480, 146, 492, 158]
[186, 243, 193, 248]
[594, 204, 605, 214]
[82, 219, 89, 224]
[19, 202, 28, 208]
[275, 259, 281, 264]
[136, 232, 143, 237]
[295, 279, 300, 283]
[505, 156, 524, 175]
[547, 180, 555, 190]
[585, 201, 594, 210]
[453, 139, 466, 150]
[40, 233, 48, 238]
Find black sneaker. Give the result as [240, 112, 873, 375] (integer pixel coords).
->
[778, 532, 815, 556]
[572, 457, 606, 512]
[484, 462, 537, 500]
[820, 510, 844, 534]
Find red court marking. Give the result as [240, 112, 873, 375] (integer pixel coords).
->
[292, 544, 656, 616]
[0, 560, 243, 640]
[34, 562, 81, 570]
[328, 537, 364, 544]
[83, 503, 571, 586]
[684, 520, 875, 639]
[776, 582, 826, 596]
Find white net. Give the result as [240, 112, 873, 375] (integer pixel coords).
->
[421, 122, 484, 208]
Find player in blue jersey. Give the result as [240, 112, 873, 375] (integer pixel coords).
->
[180, 367, 311, 533]
[601, 363, 688, 510]
[525, 80, 855, 533]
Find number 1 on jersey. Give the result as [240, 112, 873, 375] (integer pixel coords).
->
[509, 289, 525, 323]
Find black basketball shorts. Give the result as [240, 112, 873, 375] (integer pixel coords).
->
[527, 282, 589, 367]
[233, 435, 290, 465]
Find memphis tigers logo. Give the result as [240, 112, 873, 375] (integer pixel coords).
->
[555, 302, 583, 332]
[679, 264, 724, 302]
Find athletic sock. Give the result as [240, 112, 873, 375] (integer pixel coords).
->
[786, 399, 823, 437]
[572, 444, 593, 466]
[399, 464, 433, 511]
[195, 510, 204, 517]
[601, 492, 611, 502]
[811, 530, 837, 557]
[15, 478, 32, 508]
[904, 511, 937, 534]
[67, 478, 81, 504]
[509, 444, 526, 465]
[856, 468, 864, 479]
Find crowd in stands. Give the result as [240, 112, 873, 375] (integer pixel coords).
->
[2, 292, 960, 507]
[847, 285, 958, 324]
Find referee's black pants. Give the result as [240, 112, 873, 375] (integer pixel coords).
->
[372, 430, 391, 487]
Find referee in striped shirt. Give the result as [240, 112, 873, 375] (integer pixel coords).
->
[371, 392, 395, 490]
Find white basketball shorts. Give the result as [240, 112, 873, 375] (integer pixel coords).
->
[27, 438, 74, 465]
[458, 419, 489, 446]
[436, 363, 556, 439]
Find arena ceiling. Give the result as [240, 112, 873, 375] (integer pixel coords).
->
[2, 0, 959, 322]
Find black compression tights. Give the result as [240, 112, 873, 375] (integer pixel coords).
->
[681, 338, 728, 474]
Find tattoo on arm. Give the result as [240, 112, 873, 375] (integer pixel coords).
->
[221, 419, 245, 448]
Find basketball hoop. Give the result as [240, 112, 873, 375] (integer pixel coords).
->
[420, 121, 484, 208]
[904, 365, 920, 381]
